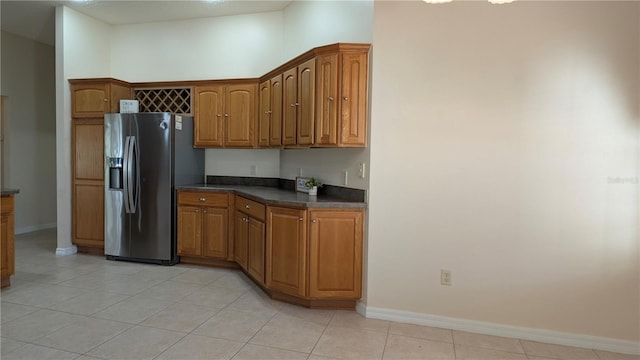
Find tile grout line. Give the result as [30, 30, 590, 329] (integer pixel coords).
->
[380, 323, 391, 360]
[306, 309, 337, 358]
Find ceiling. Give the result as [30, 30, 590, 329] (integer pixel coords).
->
[0, 0, 292, 46]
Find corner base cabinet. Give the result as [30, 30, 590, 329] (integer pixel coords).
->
[267, 206, 364, 304]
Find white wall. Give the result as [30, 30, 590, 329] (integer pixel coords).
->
[110, 11, 284, 178]
[279, 0, 374, 190]
[367, 0, 639, 344]
[56, 5, 112, 251]
[280, 148, 369, 190]
[1, 31, 56, 232]
[110, 11, 283, 82]
[205, 149, 280, 178]
[282, 0, 373, 61]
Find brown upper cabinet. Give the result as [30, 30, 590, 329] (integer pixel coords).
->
[71, 79, 131, 118]
[72, 43, 370, 150]
[258, 74, 283, 147]
[282, 59, 316, 147]
[260, 43, 370, 149]
[316, 49, 369, 147]
[193, 82, 257, 148]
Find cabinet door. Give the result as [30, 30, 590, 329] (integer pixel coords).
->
[73, 183, 104, 247]
[282, 68, 297, 146]
[234, 211, 249, 270]
[0, 197, 14, 280]
[258, 80, 271, 147]
[194, 85, 224, 147]
[72, 83, 109, 118]
[177, 206, 203, 256]
[0, 214, 8, 279]
[297, 58, 316, 146]
[269, 74, 283, 146]
[225, 84, 256, 147]
[316, 54, 338, 146]
[340, 52, 368, 146]
[202, 207, 228, 259]
[73, 121, 104, 181]
[247, 218, 265, 284]
[308, 210, 363, 299]
[72, 119, 104, 248]
[266, 207, 307, 297]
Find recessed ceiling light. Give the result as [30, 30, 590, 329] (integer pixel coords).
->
[422, 0, 453, 3]
[488, 0, 516, 3]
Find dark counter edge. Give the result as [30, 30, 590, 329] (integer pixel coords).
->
[177, 176, 367, 209]
[1, 188, 20, 196]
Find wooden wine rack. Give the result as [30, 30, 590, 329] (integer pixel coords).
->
[134, 87, 192, 115]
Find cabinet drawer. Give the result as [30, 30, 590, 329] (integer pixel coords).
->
[178, 191, 229, 207]
[1, 196, 14, 214]
[236, 196, 265, 221]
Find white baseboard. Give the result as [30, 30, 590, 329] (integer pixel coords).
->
[55, 245, 77, 256]
[358, 304, 640, 356]
[15, 222, 56, 235]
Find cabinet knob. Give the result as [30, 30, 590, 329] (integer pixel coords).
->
[216, 114, 221, 118]
[265, 110, 272, 114]
[199, 197, 206, 202]
[103, 98, 108, 102]
[343, 97, 349, 101]
[203, 209, 207, 213]
[290, 103, 296, 107]
[224, 113, 229, 117]
[245, 204, 250, 209]
[312, 219, 317, 223]
[243, 217, 248, 222]
[328, 96, 334, 101]
[298, 217, 304, 221]
[295, 102, 300, 106]
[195, 209, 200, 213]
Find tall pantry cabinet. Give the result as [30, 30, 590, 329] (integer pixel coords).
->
[69, 79, 132, 253]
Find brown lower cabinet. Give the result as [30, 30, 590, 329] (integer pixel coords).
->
[176, 191, 230, 265]
[1, 195, 15, 288]
[266, 206, 308, 297]
[266, 205, 364, 305]
[176, 190, 364, 308]
[234, 196, 266, 285]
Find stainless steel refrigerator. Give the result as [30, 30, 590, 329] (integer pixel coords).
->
[104, 112, 203, 265]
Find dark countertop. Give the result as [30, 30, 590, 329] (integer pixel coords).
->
[1, 188, 20, 196]
[176, 184, 367, 209]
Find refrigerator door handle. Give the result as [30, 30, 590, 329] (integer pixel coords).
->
[126, 135, 137, 214]
[130, 135, 139, 214]
[123, 135, 132, 214]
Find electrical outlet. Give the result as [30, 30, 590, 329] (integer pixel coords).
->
[441, 269, 452, 286]
[358, 162, 366, 179]
[298, 168, 303, 177]
[344, 170, 349, 185]
[250, 165, 257, 176]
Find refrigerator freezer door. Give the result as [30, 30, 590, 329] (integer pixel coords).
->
[104, 114, 127, 257]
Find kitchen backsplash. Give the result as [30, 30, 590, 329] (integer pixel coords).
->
[205, 175, 366, 203]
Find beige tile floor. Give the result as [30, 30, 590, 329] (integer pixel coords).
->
[1, 229, 638, 360]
